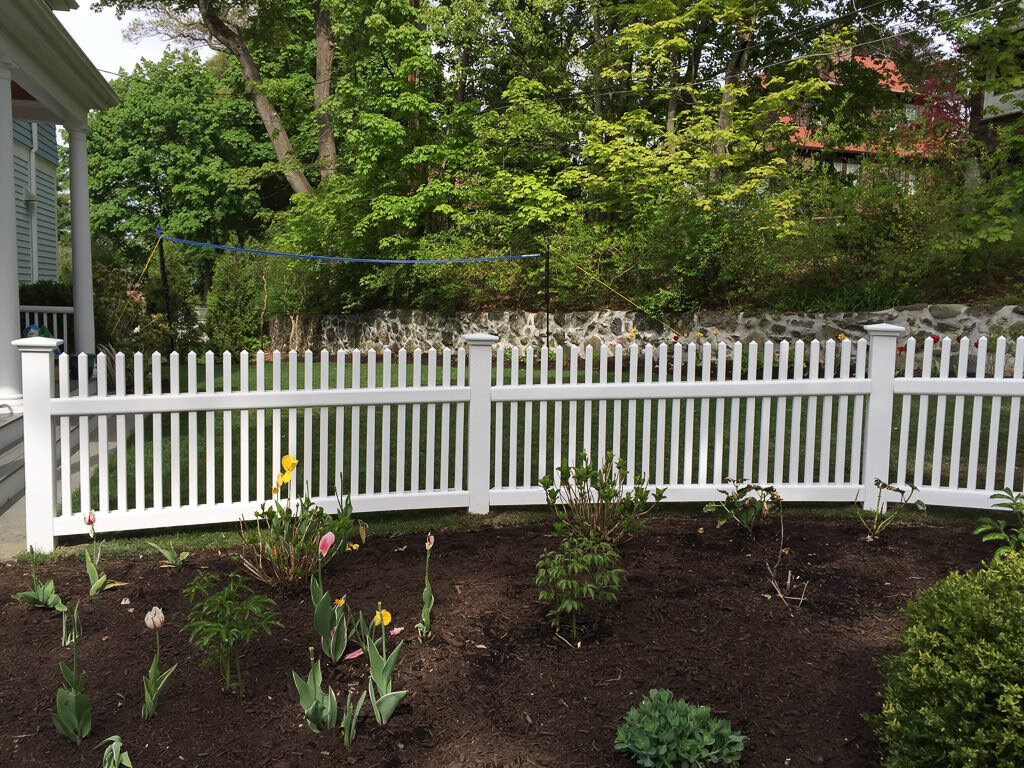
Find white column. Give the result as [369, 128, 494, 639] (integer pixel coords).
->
[465, 333, 497, 514]
[861, 323, 904, 510]
[12, 337, 60, 553]
[0, 64, 23, 408]
[68, 126, 96, 355]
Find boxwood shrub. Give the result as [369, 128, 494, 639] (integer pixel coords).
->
[873, 551, 1024, 767]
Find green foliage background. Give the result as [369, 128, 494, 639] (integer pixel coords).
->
[64, 0, 1024, 351]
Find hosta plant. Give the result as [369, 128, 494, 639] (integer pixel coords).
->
[703, 479, 781, 538]
[615, 689, 744, 768]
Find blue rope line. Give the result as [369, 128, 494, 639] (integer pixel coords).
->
[155, 228, 539, 265]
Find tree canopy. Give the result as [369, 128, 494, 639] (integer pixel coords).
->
[80, 0, 1024, 347]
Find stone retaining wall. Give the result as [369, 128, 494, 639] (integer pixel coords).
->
[269, 305, 1024, 353]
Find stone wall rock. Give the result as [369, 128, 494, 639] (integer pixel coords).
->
[269, 305, 1024, 353]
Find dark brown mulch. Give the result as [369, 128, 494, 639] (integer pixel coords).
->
[0, 513, 992, 768]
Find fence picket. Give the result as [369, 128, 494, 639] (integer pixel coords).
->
[98, 352, 111, 513]
[774, 341, 789, 485]
[455, 347, 466, 490]
[713, 342, 726, 484]
[819, 340, 835, 484]
[1005, 340, 1024, 489]
[931, 339, 950, 487]
[240, 351, 250, 505]
[670, 343, 683, 485]
[318, 350, 329, 498]
[804, 342, 819, 484]
[742, 342, 755, 482]
[152, 352, 163, 511]
[382, 349, 393, 494]
[169, 353, 180, 509]
[395, 349, 406, 494]
[977, 337, 993, 491]
[851, 339, 867, 486]
[442, 348, 453, 490]
[118, 353, 129, 513]
[59, 354, 72, 515]
[656, 343, 668, 485]
[789, 341, 804, 484]
[367, 349, 378, 495]
[508, 347, 519, 487]
[523, 347, 533, 487]
[223, 351, 233, 505]
[642, 344, 654, 482]
[728, 341, 741, 481]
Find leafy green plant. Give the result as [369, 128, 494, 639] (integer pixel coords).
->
[703, 479, 781, 538]
[52, 644, 91, 744]
[356, 604, 407, 725]
[311, 582, 352, 664]
[239, 456, 366, 585]
[872, 551, 1024, 767]
[292, 647, 338, 733]
[540, 453, 665, 545]
[415, 533, 435, 642]
[973, 487, 1024, 560]
[141, 607, 177, 719]
[181, 572, 282, 698]
[535, 530, 625, 638]
[97, 735, 133, 768]
[62, 600, 82, 647]
[83, 513, 127, 594]
[855, 479, 926, 542]
[340, 689, 367, 747]
[12, 565, 67, 611]
[615, 689, 745, 768]
[147, 541, 190, 567]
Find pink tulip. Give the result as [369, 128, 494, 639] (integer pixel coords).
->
[144, 606, 165, 631]
[318, 532, 335, 557]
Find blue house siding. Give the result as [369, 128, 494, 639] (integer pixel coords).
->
[11, 121, 60, 284]
[35, 169, 58, 282]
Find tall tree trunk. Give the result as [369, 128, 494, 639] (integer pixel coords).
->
[711, 18, 755, 180]
[592, 4, 603, 119]
[197, 0, 314, 195]
[666, 50, 681, 135]
[314, 1, 337, 179]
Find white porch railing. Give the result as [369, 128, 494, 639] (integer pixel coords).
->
[12, 324, 1024, 552]
[19, 304, 74, 355]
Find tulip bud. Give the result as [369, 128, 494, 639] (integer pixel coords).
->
[318, 532, 335, 557]
[144, 606, 165, 631]
[84, 510, 96, 527]
[425, 532, 434, 551]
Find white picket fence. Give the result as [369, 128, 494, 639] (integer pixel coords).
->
[19, 305, 74, 355]
[13, 324, 1024, 552]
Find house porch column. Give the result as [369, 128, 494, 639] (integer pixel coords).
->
[68, 126, 95, 355]
[0, 62, 23, 410]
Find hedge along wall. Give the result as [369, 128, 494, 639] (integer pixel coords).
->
[269, 304, 1024, 355]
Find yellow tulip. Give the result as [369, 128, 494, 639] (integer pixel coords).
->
[374, 609, 392, 627]
[281, 455, 298, 472]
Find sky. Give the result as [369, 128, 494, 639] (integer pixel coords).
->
[55, 3, 208, 80]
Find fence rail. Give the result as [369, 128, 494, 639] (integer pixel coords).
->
[13, 324, 1024, 552]
[19, 305, 74, 355]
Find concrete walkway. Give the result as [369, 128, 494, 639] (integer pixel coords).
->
[0, 495, 26, 560]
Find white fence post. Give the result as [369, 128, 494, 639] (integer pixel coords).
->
[465, 333, 498, 514]
[12, 337, 60, 553]
[861, 323, 904, 510]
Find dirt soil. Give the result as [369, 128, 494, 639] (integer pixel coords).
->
[0, 513, 992, 768]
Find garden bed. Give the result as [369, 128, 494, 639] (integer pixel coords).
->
[0, 513, 991, 768]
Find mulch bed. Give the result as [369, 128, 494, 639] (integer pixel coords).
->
[0, 513, 992, 768]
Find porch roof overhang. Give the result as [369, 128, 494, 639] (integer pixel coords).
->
[1, 0, 118, 130]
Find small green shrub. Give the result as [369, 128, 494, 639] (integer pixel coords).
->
[973, 487, 1024, 561]
[181, 572, 282, 698]
[539, 452, 665, 545]
[703, 479, 781, 538]
[615, 689, 745, 768]
[535, 531, 624, 637]
[872, 551, 1024, 767]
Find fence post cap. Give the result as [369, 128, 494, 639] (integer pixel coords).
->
[12, 337, 63, 351]
[464, 333, 499, 345]
[862, 323, 904, 336]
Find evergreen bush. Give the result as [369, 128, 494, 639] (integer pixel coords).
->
[872, 552, 1024, 767]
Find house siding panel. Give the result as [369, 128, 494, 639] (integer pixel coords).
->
[13, 120, 33, 148]
[14, 155, 31, 283]
[36, 123, 60, 166]
[35, 168, 59, 281]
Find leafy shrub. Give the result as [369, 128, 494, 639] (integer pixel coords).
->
[615, 689, 745, 768]
[535, 530, 625, 637]
[181, 572, 282, 698]
[872, 551, 1024, 767]
[703, 479, 781, 538]
[239, 492, 365, 586]
[973, 487, 1024, 561]
[539, 452, 665, 545]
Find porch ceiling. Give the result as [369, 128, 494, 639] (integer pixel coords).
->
[2, 0, 117, 129]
